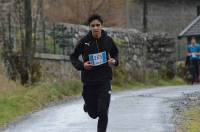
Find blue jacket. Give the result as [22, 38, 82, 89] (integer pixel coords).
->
[187, 44, 200, 60]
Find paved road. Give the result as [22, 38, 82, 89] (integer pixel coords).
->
[3, 85, 200, 132]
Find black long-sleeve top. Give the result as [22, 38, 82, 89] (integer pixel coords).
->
[70, 30, 119, 85]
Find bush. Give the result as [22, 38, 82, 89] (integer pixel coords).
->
[176, 61, 192, 83]
[159, 64, 175, 80]
[112, 65, 129, 86]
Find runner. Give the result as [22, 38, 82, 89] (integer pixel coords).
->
[187, 37, 200, 84]
[70, 14, 119, 132]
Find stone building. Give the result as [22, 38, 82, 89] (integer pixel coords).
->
[178, 15, 200, 43]
[127, 0, 200, 36]
[126, 0, 200, 60]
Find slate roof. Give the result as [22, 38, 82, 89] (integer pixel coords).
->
[178, 15, 200, 38]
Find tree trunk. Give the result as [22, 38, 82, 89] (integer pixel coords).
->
[23, 0, 32, 84]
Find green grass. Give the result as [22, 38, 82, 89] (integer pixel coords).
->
[145, 77, 186, 86]
[112, 77, 186, 92]
[183, 106, 200, 132]
[113, 38, 127, 46]
[0, 80, 82, 128]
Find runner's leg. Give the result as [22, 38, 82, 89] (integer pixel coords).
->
[82, 84, 98, 119]
[97, 82, 111, 132]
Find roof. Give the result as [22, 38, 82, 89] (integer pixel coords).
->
[178, 15, 200, 38]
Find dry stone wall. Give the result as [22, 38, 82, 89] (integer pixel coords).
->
[36, 23, 176, 81]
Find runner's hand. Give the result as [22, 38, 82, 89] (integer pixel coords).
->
[108, 58, 116, 67]
[84, 61, 93, 70]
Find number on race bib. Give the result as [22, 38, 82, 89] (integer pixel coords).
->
[89, 51, 107, 66]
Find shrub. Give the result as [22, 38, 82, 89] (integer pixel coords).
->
[176, 61, 192, 83]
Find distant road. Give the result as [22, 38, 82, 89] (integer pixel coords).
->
[3, 85, 200, 132]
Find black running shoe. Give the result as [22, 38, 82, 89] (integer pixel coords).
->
[83, 104, 88, 112]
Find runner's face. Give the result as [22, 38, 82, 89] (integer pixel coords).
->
[89, 20, 102, 38]
[191, 38, 196, 45]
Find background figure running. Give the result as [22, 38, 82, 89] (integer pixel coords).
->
[187, 37, 200, 84]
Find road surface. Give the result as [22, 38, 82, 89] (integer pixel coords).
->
[3, 85, 200, 132]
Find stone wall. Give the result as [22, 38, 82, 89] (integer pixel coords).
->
[146, 33, 176, 71]
[35, 23, 176, 81]
[34, 53, 80, 82]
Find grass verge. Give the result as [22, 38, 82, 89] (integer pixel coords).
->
[0, 80, 82, 128]
[181, 106, 200, 132]
[112, 77, 186, 91]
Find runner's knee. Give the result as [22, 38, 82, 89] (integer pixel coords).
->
[88, 111, 98, 119]
[98, 110, 108, 118]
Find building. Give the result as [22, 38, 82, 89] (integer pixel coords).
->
[127, 0, 200, 36]
[178, 15, 200, 43]
[126, 0, 200, 60]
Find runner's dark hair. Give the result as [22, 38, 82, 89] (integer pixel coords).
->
[87, 14, 103, 25]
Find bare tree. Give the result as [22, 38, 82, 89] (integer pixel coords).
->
[18, 0, 33, 84]
[24, 0, 32, 59]
[32, 0, 43, 52]
[43, 0, 125, 26]
[1, 0, 42, 85]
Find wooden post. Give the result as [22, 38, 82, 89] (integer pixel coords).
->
[42, 19, 46, 52]
[8, 12, 12, 50]
[126, 0, 130, 28]
[53, 23, 56, 54]
[24, 0, 32, 84]
[143, 0, 148, 33]
[24, 0, 32, 58]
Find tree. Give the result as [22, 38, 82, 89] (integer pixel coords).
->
[1, 0, 41, 85]
[21, 0, 33, 84]
[43, 0, 125, 26]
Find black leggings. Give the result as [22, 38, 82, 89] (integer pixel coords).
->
[189, 60, 199, 84]
[82, 82, 111, 132]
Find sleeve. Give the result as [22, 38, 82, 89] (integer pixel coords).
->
[70, 40, 84, 71]
[109, 38, 119, 66]
[198, 44, 200, 52]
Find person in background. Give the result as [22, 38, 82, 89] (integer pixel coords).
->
[70, 14, 119, 132]
[187, 37, 200, 84]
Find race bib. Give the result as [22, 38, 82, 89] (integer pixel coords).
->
[89, 51, 107, 66]
[192, 53, 196, 57]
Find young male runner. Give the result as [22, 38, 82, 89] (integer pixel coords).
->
[70, 14, 119, 132]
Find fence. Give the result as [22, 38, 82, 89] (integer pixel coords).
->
[34, 22, 75, 55]
[0, 13, 75, 56]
